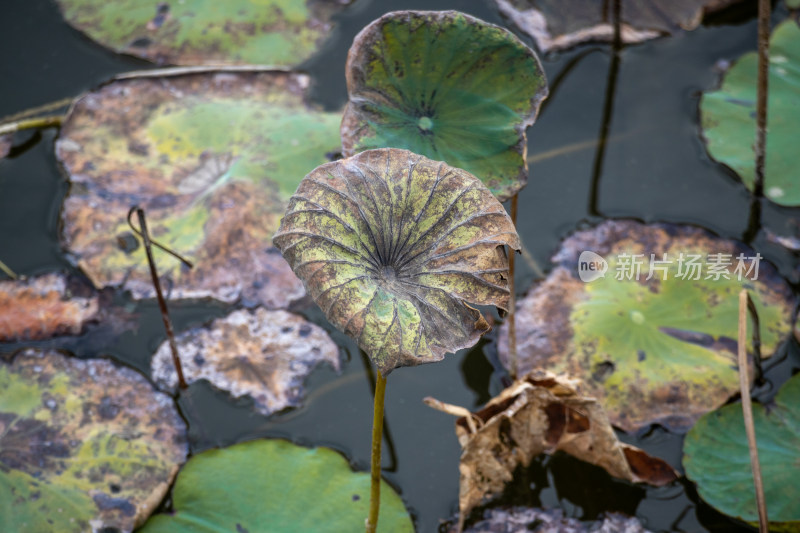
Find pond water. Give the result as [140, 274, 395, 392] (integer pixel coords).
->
[1, 0, 798, 532]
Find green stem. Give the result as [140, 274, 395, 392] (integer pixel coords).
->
[0, 115, 63, 136]
[0, 259, 17, 279]
[366, 371, 387, 533]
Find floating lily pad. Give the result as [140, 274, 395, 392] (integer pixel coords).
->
[57, 69, 342, 307]
[139, 438, 414, 532]
[273, 148, 520, 375]
[440, 371, 676, 522]
[55, 0, 352, 66]
[702, 20, 800, 206]
[453, 507, 651, 533]
[498, 220, 795, 432]
[0, 273, 98, 342]
[151, 308, 339, 416]
[341, 11, 548, 201]
[495, 0, 742, 52]
[683, 373, 800, 530]
[0, 349, 187, 532]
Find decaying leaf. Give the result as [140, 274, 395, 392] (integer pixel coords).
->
[139, 439, 414, 532]
[55, 0, 353, 67]
[451, 507, 651, 533]
[702, 20, 800, 206]
[57, 69, 342, 308]
[273, 148, 521, 375]
[151, 308, 339, 416]
[341, 10, 548, 201]
[0, 272, 98, 341]
[0, 349, 187, 533]
[495, 0, 743, 52]
[431, 370, 676, 524]
[499, 220, 796, 432]
[683, 373, 800, 530]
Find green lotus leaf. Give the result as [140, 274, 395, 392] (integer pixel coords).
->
[702, 20, 800, 206]
[683, 373, 800, 530]
[495, 0, 741, 52]
[151, 308, 340, 416]
[54, 0, 352, 66]
[790, 0, 800, 9]
[273, 148, 521, 375]
[57, 69, 342, 307]
[341, 11, 548, 202]
[498, 220, 795, 432]
[0, 349, 187, 532]
[139, 438, 414, 532]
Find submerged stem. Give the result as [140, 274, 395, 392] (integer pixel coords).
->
[366, 371, 387, 533]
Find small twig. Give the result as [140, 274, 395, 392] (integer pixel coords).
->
[423, 396, 483, 435]
[126, 209, 193, 269]
[0, 259, 17, 280]
[744, 292, 763, 380]
[0, 115, 63, 136]
[737, 289, 768, 532]
[0, 97, 72, 124]
[508, 193, 519, 379]
[129, 206, 187, 390]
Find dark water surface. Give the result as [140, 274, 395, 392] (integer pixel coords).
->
[1, 1, 799, 532]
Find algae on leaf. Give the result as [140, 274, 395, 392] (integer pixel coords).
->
[139, 439, 414, 533]
[341, 10, 548, 201]
[702, 20, 800, 206]
[274, 148, 520, 375]
[57, 69, 342, 308]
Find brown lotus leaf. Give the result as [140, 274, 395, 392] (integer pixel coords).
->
[0, 272, 99, 341]
[451, 507, 652, 533]
[151, 308, 339, 416]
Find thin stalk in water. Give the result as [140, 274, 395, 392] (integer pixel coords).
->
[366, 371, 387, 533]
[507, 193, 519, 379]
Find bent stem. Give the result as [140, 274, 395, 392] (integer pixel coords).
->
[366, 371, 387, 533]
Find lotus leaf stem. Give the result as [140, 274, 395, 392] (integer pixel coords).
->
[0, 115, 62, 136]
[366, 371, 387, 533]
[0, 259, 17, 279]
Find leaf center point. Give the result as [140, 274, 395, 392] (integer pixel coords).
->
[417, 116, 434, 131]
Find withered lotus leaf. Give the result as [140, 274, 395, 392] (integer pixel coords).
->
[273, 148, 520, 375]
[57, 69, 342, 308]
[341, 11, 548, 202]
[0, 349, 187, 532]
[0, 273, 98, 341]
[445, 371, 676, 523]
[151, 308, 340, 416]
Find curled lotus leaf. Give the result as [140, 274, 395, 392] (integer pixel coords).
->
[55, 0, 352, 67]
[57, 69, 342, 308]
[683, 373, 800, 529]
[0, 349, 187, 533]
[341, 10, 548, 202]
[498, 220, 796, 432]
[140, 438, 413, 532]
[702, 20, 800, 206]
[273, 148, 521, 375]
[495, 0, 742, 52]
[151, 308, 340, 416]
[0, 273, 98, 342]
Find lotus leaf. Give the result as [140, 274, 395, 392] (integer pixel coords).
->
[273, 148, 520, 375]
[139, 438, 414, 532]
[341, 11, 548, 201]
[55, 0, 352, 66]
[151, 308, 339, 416]
[498, 220, 795, 432]
[702, 20, 800, 206]
[0, 273, 98, 341]
[683, 373, 800, 530]
[495, 0, 742, 52]
[0, 349, 187, 532]
[455, 507, 651, 533]
[57, 69, 342, 307]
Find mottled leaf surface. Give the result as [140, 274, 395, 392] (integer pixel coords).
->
[702, 20, 800, 206]
[495, 0, 742, 52]
[0, 349, 187, 533]
[151, 308, 339, 416]
[684, 373, 800, 530]
[55, 0, 352, 66]
[452, 507, 651, 533]
[274, 148, 520, 375]
[499, 220, 795, 432]
[341, 11, 548, 201]
[449, 371, 676, 522]
[0, 273, 98, 341]
[139, 439, 414, 532]
[57, 70, 342, 307]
